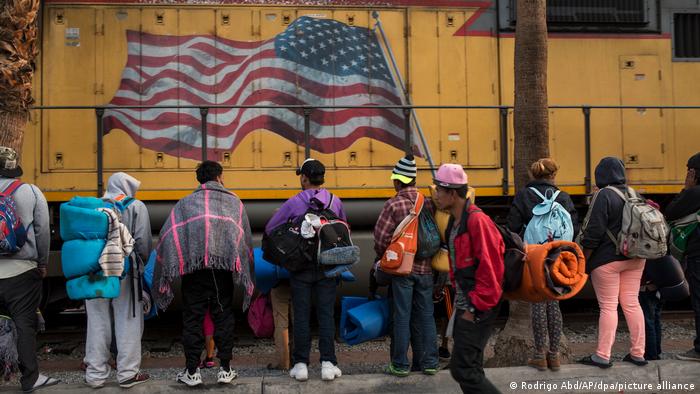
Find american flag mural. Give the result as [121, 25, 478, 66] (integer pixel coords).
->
[104, 16, 422, 161]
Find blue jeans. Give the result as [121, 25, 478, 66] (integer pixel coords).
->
[638, 290, 663, 359]
[391, 273, 438, 370]
[290, 268, 337, 365]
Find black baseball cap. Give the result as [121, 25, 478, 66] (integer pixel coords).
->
[296, 158, 325, 177]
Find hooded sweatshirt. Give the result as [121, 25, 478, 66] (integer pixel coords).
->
[264, 188, 346, 235]
[102, 172, 152, 263]
[0, 177, 49, 279]
[665, 154, 700, 261]
[580, 157, 630, 273]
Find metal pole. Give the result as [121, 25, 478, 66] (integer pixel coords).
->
[403, 107, 412, 155]
[303, 108, 311, 159]
[200, 107, 209, 161]
[96, 108, 105, 197]
[583, 106, 592, 194]
[372, 12, 436, 175]
[499, 108, 509, 196]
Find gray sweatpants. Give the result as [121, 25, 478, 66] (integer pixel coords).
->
[84, 276, 143, 384]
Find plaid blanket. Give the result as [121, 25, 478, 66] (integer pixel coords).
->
[97, 207, 134, 277]
[154, 181, 254, 310]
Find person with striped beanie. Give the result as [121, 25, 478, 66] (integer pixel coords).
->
[373, 155, 439, 377]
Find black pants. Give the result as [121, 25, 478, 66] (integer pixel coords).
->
[181, 269, 235, 371]
[450, 309, 501, 394]
[687, 258, 700, 352]
[290, 268, 337, 365]
[0, 269, 42, 391]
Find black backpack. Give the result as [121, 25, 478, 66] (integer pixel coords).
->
[495, 224, 526, 293]
[262, 194, 357, 272]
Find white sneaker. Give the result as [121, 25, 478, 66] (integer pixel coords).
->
[217, 367, 238, 384]
[176, 368, 202, 387]
[289, 362, 308, 381]
[321, 361, 342, 381]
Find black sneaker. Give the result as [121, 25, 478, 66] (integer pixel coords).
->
[119, 372, 150, 388]
[677, 349, 700, 362]
[623, 354, 648, 366]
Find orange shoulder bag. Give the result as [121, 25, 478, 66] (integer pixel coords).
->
[379, 193, 424, 276]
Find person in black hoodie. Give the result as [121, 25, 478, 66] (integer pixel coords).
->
[577, 157, 647, 368]
[666, 152, 700, 362]
[507, 158, 579, 371]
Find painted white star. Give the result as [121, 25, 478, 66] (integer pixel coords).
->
[384, 74, 390, 79]
[300, 50, 308, 58]
[342, 64, 349, 71]
[327, 38, 334, 44]
[289, 41, 297, 47]
[339, 49, 346, 55]
[348, 46, 356, 51]
[333, 28, 340, 34]
[330, 54, 338, 61]
[336, 37, 344, 43]
[280, 46, 287, 51]
[358, 54, 366, 60]
[322, 58, 329, 66]
[371, 42, 377, 48]
[310, 46, 317, 54]
[299, 39, 306, 44]
[317, 31, 325, 36]
[351, 60, 358, 66]
[371, 65, 378, 70]
[363, 67, 370, 72]
[363, 44, 370, 49]
[379, 63, 385, 68]
[319, 42, 326, 49]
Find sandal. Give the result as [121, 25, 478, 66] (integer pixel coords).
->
[24, 374, 60, 393]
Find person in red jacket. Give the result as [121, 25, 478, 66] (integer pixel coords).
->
[432, 164, 504, 394]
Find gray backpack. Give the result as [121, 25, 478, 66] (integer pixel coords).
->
[605, 186, 668, 259]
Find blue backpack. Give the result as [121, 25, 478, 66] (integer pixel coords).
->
[523, 187, 574, 244]
[0, 181, 27, 255]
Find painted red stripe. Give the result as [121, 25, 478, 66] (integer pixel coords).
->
[134, 29, 272, 49]
[105, 115, 409, 162]
[115, 66, 402, 106]
[134, 53, 247, 72]
[107, 91, 405, 132]
[498, 32, 671, 39]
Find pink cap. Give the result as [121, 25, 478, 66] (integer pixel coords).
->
[433, 164, 468, 188]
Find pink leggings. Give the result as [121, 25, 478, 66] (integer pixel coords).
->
[591, 259, 646, 360]
[203, 310, 214, 337]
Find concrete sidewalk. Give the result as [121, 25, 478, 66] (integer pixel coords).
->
[1, 360, 698, 393]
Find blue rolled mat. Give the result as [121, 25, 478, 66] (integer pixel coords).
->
[60, 203, 108, 241]
[61, 239, 105, 279]
[68, 196, 106, 209]
[340, 271, 356, 282]
[144, 250, 156, 291]
[66, 272, 121, 300]
[254, 247, 278, 294]
[343, 298, 391, 346]
[340, 296, 372, 343]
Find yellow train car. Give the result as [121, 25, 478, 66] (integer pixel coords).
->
[25, 0, 700, 204]
[25, 0, 700, 305]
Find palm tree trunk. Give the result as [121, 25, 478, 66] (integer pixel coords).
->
[0, 0, 41, 162]
[488, 0, 572, 368]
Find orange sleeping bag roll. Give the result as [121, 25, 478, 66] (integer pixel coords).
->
[506, 240, 588, 303]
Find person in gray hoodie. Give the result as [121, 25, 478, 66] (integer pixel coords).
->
[0, 147, 59, 392]
[84, 172, 152, 389]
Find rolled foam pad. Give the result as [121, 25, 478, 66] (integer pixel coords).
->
[340, 270, 356, 282]
[67, 196, 106, 209]
[61, 239, 105, 279]
[344, 298, 391, 345]
[340, 296, 370, 343]
[60, 203, 108, 241]
[144, 250, 156, 290]
[66, 272, 121, 300]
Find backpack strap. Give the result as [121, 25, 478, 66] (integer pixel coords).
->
[605, 185, 628, 201]
[602, 186, 627, 249]
[0, 180, 23, 197]
[529, 187, 547, 202]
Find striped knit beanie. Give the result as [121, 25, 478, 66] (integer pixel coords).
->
[391, 155, 417, 184]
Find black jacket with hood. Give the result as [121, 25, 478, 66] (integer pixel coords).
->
[580, 157, 630, 273]
[507, 179, 580, 238]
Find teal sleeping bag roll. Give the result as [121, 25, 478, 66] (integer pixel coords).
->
[61, 239, 105, 279]
[60, 201, 108, 241]
[66, 272, 121, 300]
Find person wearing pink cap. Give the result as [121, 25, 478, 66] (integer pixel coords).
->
[432, 164, 504, 394]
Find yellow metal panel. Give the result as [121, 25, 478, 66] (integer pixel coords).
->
[619, 55, 664, 169]
[45, 7, 97, 171]
[370, 10, 406, 167]
[215, 8, 256, 169]
[140, 8, 179, 170]
[178, 9, 216, 170]
[672, 64, 700, 181]
[408, 11, 440, 171]
[466, 34, 499, 167]
[330, 9, 372, 169]
[438, 11, 468, 165]
[256, 9, 299, 169]
[548, 109, 585, 186]
[102, 8, 141, 170]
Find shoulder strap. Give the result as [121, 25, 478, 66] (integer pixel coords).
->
[551, 190, 561, 201]
[325, 194, 335, 211]
[412, 193, 425, 215]
[0, 180, 23, 197]
[605, 185, 627, 201]
[528, 187, 546, 202]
